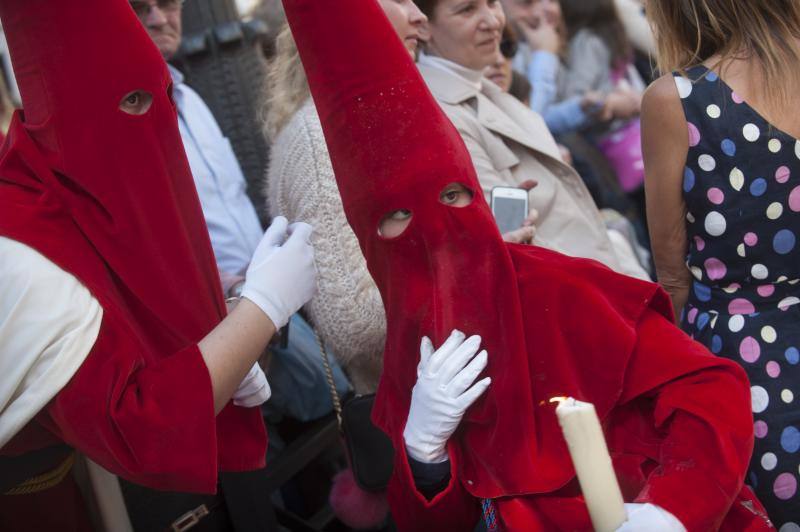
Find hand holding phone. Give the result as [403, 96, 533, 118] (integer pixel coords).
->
[491, 186, 530, 236]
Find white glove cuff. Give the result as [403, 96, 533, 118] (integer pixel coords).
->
[404, 444, 449, 465]
[403, 428, 449, 464]
[241, 288, 288, 329]
[233, 380, 271, 407]
[233, 364, 272, 408]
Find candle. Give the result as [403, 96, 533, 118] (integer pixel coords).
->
[552, 397, 626, 532]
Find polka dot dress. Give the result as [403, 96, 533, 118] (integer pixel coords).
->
[676, 66, 800, 528]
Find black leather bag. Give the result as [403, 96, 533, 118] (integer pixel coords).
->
[339, 394, 395, 492]
[315, 331, 394, 492]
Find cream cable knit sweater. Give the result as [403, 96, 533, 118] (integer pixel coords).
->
[266, 99, 386, 394]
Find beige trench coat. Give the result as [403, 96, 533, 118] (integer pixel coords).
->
[418, 60, 624, 273]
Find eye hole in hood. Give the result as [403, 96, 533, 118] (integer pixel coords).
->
[439, 182, 474, 207]
[119, 90, 153, 116]
[378, 208, 412, 238]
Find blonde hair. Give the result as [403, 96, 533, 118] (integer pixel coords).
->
[262, 23, 310, 141]
[646, 0, 800, 105]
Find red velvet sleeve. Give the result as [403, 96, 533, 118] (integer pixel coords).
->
[620, 308, 754, 531]
[42, 320, 218, 494]
[387, 439, 481, 532]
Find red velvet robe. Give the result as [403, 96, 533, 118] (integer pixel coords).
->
[387, 248, 771, 531]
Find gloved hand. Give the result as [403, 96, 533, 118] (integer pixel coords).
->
[232, 362, 271, 407]
[403, 330, 491, 464]
[241, 216, 317, 329]
[616, 503, 687, 532]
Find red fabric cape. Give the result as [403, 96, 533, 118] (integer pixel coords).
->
[0, 0, 265, 492]
[386, 246, 769, 531]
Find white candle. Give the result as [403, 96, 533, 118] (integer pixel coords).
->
[552, 397, 626, 532]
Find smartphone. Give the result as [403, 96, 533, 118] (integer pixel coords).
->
[491, 186, 529, 235]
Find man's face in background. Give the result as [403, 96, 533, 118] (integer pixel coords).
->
[130, 0, 184, 60]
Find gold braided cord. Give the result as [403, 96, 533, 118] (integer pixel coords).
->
[4, 453, 76, 496]
[314, 328, 343, 429]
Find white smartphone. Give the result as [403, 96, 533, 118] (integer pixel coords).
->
[491, 186, 529, 235]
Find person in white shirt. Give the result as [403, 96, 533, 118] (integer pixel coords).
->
[132, 0, 352, 424]
[131, 0, 263, 282]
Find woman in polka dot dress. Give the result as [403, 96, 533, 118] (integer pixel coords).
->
[642, 0, 800, 528]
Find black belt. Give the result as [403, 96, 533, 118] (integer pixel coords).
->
[120, 478, 232, 532]
[120, 468, 270, 532]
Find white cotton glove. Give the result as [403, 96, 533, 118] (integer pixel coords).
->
[615, 503, 687, 532]
[232, 362, 271, 407]
[403, 330, 491, 464]
[241, 216, 317, 329]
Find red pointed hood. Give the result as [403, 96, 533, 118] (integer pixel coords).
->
[283, 0, 541, 497]
[0, 0, 266, 482]
[0, 0, 224, 337]
[283, 0, 668, 499]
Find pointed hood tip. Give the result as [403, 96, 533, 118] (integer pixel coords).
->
[283, 0, 480, 226]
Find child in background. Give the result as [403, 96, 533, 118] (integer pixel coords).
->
[502, 0, 609, 136]
[484, 26, 519, 95]
[559, 0, 645, 198]
[502, 0, 645, 196]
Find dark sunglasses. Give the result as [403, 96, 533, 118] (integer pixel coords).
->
[500, 38, 518, 60]
[129, 0, 185, 18]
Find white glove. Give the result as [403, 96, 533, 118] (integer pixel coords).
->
[232, 362, 271, 407]
[616, 503, 686, 532]
[241, 216, 317, 329]
[403, 330, 491, 464]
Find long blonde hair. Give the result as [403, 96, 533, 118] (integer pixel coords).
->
[646, 0, 800, 104]
[262, 23, 310, 141]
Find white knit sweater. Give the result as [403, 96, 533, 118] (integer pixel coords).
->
[266, 99, 386, 394]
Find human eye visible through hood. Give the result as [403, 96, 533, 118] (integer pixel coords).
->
[118, 90, 153, 115]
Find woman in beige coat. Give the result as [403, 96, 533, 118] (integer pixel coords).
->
[416, 0, 649, 279]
